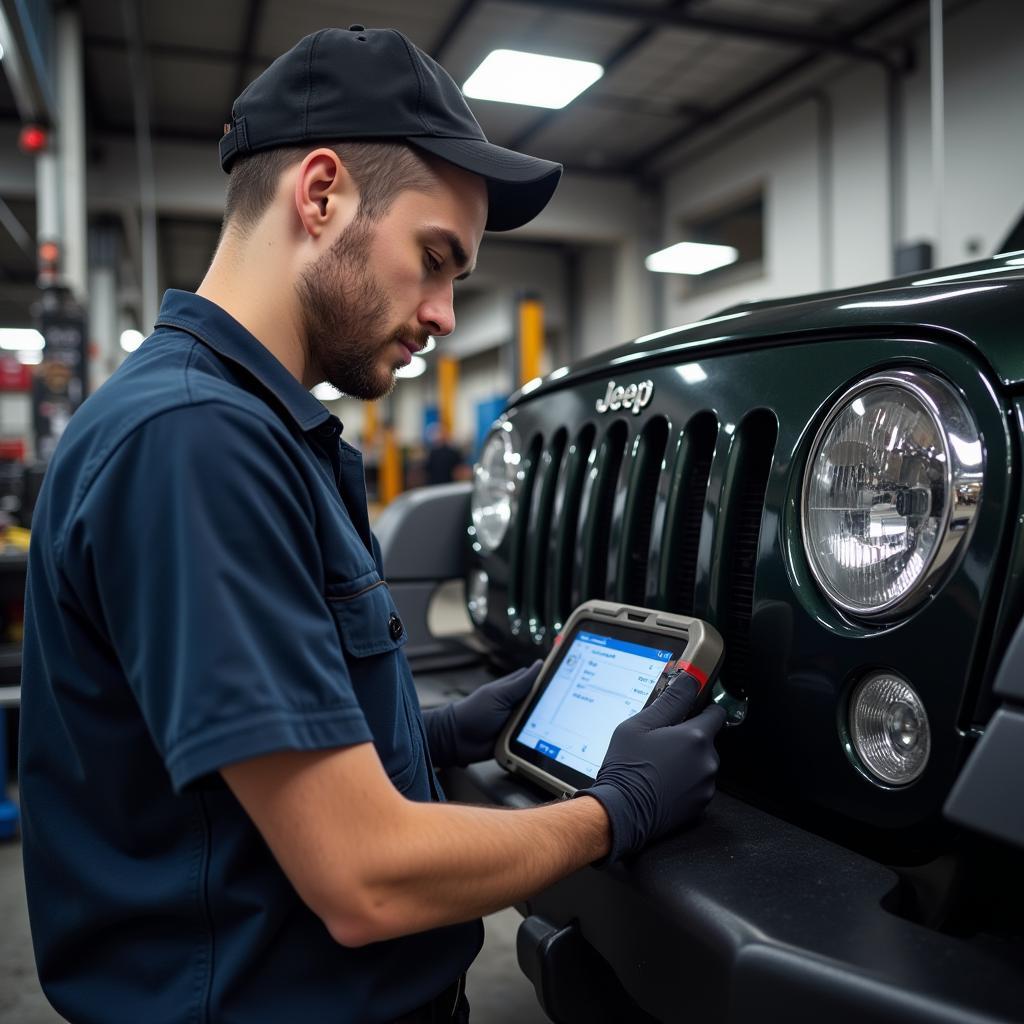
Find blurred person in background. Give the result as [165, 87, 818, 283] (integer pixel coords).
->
[425, 422, 465, 485]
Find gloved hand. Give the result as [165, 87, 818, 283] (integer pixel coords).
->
[580, 674, 726, 864]
[423, 661, 542, 769]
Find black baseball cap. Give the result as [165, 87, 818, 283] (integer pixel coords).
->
[219, 25, 563, 232]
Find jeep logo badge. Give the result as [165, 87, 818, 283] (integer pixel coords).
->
[595, 379, 654, 416]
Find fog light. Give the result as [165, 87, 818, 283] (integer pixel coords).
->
[849, 673, 930, 785]
[467, 569, 489, 625]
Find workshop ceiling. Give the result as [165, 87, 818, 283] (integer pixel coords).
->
[0, 0, 920, 302]
[0, 0, 915, 171]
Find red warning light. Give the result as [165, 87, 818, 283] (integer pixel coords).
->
[18, 124, 48, 153]
[38, 241, 60, 264]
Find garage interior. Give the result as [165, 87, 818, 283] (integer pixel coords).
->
[1, 0, 1022, 1020]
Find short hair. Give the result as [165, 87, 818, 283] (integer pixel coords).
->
[222, 140, 438, 235]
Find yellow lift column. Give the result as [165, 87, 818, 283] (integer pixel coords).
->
[438, 355, 458, 437]
[517, 292, 544, 386]
[377, 396, 402, 506]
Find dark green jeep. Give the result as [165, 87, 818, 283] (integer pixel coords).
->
[378, 252, 1024, 1024]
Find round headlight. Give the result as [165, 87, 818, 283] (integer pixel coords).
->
[849, 672, 930, 785]
[802, 371, 982, 617]
[471, 425, 520, 552]
[467, 569, 489, 625]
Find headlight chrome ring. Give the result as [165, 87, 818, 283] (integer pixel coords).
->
[470, 422, 521, 553]
[801, 370, 983, 618]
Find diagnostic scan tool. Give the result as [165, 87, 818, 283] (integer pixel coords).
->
[496, 601, 724, 798]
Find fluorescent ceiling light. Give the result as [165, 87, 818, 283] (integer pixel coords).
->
[645, 242, 738, 275]
[0, 328, 43, 351]
[312, 382, 342, 401]
[16, 350, 41, 365]
[420, 336, 437, 354]
[463, 49, 603, 109]
[396, 355, 427, 379]
[120, 329, 144, 352]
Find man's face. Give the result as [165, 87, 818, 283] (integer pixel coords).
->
[298, 160, 486, 400]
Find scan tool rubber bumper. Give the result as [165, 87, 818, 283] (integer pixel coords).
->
[443, 761, 1024, 1024]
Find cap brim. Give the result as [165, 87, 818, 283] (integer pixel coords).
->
[408, 136, 562, 232]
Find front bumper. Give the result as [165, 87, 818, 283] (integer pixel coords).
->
[428, 705, 1023, 1024]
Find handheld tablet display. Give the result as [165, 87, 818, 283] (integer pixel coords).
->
[496, 601, 724, 797]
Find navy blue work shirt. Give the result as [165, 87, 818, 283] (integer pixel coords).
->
[19, 290, 483, 1024]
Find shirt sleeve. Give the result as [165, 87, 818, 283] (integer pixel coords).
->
[60, 400, 373, 791]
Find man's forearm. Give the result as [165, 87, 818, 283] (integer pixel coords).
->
[341, 794, 610, 945]
[223, 743, 611, 949]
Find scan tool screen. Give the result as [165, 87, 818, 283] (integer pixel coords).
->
[513, 629, 673, 779]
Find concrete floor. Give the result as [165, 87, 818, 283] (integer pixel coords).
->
[0, 830, 548, 1023]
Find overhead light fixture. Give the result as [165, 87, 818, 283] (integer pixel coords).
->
[396, 355, 427, 379]
[463, 49, 603, 109]
[120, 329, 144, 353]
[421, 336, 437, 355]
[645, 242, 739, 276]
[311, 382, 342, 401]
[0, 328, 44, 351]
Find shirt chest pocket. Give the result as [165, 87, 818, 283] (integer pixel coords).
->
[326, 577, 424, 794]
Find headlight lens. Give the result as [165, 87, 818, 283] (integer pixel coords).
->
[467, 569, 489, 625]
[802, 371, 982, 617]
[471, 425, 520, 552]
[849, 672, 930, 785]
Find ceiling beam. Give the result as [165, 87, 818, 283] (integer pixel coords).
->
[0, 195, 33, 258]
[431, 0, 480, 63]
[86, 33, 256, 65]
[232, 0, 267, 102]
[627, 0, 921, 173]
[501, 0, 892, 64]
[0, 0, 58, 122]
[508, 0, 698, 152]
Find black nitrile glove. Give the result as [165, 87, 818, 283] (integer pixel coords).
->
[580, 674, 726, 864]
[423, 661, 542, 769]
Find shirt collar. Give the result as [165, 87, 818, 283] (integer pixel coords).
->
[155, 289, 333, 434]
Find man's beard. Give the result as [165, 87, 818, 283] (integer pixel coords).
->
[297, 217, 426, 401]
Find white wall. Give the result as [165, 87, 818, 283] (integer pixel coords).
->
[662, 100, 825, 325]
[579, 245, 618, 356]
[830, 64, 890, 288]
[901, 0, 1024, 263]
[658, 0, 1024, 326]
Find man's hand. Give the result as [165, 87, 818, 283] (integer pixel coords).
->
[423, 661, 541, 768]
[581, 674, 727, 864]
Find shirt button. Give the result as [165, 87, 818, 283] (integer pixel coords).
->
[388, 613, 404, 640]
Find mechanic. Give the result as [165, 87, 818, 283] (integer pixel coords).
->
[19, 26, 726, 1024]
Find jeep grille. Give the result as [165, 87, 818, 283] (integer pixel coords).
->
[506, 410, 777, 698]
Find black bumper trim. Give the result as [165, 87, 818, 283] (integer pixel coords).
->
[445, 762, 1023, 1024]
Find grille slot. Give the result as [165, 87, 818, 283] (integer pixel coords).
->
[547, 424, 596, 633]
[617, 416, 670, 604]
[660, 412, 717, 615]
[507, 432, 543, 634]
[524, 429, 567, 642]
[713, 410, 778, 697]
[508, 401, 774, 661]
[577, 420, 628, 604]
